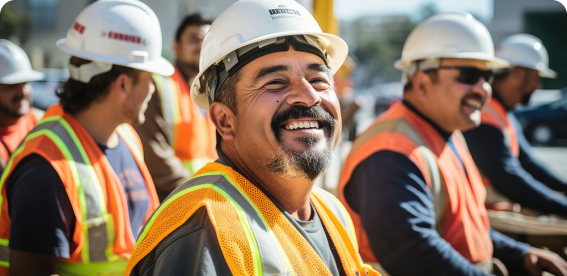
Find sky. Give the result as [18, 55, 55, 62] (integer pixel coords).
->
[334, 0, 494, 22]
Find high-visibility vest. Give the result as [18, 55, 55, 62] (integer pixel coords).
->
[152, 65, 217, 175]
[339, 102, 493, 265]
[480, 98, 520, 188]
[0, 110, 42, 173]
[126, 162, 378, 276]
[0, 105, 159, 276]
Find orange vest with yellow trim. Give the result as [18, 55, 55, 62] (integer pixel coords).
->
[480, 98, 520, 187]
[126, 162, 378, 276]
[339, 102, 493, 264]
[0, 105, 159, 275]
[152, 65, 217, 174]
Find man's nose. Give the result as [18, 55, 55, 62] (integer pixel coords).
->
[285, 79, 322, 107]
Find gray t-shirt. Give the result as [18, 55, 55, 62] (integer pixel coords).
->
[131, 153, 343, 275]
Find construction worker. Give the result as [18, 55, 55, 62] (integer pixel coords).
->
[339, 13, 567, 276]
[126, 0, 378, 275]
[463, 34, 567, 217]
[0, 0, 170, 274]
[0, 39, 43, 173]
[134, 14, 217, 201]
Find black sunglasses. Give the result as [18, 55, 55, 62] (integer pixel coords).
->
[437, 66, 494, 85]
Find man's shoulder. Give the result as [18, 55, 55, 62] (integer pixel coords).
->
[133, 206, 231, 276]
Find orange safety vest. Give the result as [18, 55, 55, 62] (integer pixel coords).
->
[0, 105, 159, 275]
[152, 65, 217, 175]
[0, 111, 39, 172]
[126, 162, 378, 276]
[480, 98, 519, 188]
[339, 102, 493, 265]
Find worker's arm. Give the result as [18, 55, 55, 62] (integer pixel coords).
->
[463, 124, 567, 217]
[129, 207, 232, 276]
[510, 114, 567, 193]
[490, 229, 529, 270]
[133, 91, 191, 201]
[343, 151, 491, 276]
[7, 155, 75, 275]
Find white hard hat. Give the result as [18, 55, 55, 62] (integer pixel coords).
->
[190, 0, 348, 110]
[495, 34, 556, 79]
[395, 12, 509, 71]
[0, 39, 43, 84]
[57, 0, 173, 83]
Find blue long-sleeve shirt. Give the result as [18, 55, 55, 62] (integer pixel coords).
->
[463, 110, 567, 217]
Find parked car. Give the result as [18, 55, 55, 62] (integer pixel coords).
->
[515, 93, 567, 145]
[30, 68, 68, 111]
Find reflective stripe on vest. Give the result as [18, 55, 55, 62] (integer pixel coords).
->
[312, 186, 359, 249]
[351, 118, 447, 229]
[135, 172, 294, 275]
[0, 116, 114, 266]
[153, 74, 181, 129]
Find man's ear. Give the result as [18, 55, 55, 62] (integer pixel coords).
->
[511, 67, 526, 80]
[412, 70, 433, 99]
[210, 102, 235, 142]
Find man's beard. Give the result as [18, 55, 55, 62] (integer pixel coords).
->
[520, 91, 534, 106]
[265, 105, 337, 180]
[0, 95, 30, 119]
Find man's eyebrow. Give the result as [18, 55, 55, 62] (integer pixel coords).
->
[254, 65, 289, 84]
[307, 63, 332, 78]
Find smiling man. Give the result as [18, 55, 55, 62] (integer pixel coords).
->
[0, 40, 43, 173]
[125, 0, 378, 275]
[339, 12, 567, 276]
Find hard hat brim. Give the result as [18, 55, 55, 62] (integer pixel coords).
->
[0, 70, 44, 84]
[190, 31, 348, 110]
[539, 67, 557, 79]
[57, 39, 174, 77]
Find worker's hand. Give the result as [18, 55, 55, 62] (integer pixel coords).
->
[524, 247, 567, 276]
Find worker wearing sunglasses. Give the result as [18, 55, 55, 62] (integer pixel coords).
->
[339, 12, 567, 276]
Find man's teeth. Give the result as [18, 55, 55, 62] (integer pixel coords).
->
[284, 120, 320, 130]
[463, 99, 482, 109]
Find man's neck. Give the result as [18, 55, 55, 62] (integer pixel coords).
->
[175, 61, 197, 83]
[491, 89, 512, 111]
[74, 104, 120, 147]
[0, 113, 21, 128]
[219, 145, 314, 221]
[402, 99, 452, 140]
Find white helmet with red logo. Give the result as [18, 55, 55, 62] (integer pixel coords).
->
[190, 0, 348, 110]
[57, 0, 173, 83]
[0, 39, 43, 84]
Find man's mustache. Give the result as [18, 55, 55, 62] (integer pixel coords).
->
[271, 105, 336, 141]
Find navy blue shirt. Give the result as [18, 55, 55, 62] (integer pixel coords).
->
[7, 136, 150, 258]
[463, 100, 567, 217]
[343, 102, 529, 276]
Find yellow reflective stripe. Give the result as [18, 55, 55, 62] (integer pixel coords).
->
[0, 238, 8, 267]
[0, 261, 7, 268]
[57, 257, 128, 276]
